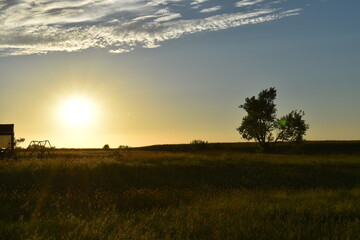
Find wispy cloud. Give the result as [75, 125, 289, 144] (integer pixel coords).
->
[0, 0, 302, 56]
[235, 0, 265, 8]
[190, 0, 210, 5]
[147, 0, 184, 7]
[200, 6, 222, 13]
[154, 12, 182, 22]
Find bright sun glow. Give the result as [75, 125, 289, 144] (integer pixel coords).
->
[58, 97, 97, 128]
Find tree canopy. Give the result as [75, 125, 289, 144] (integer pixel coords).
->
[237, 87, 309, 152]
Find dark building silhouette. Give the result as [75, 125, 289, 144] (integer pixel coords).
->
[0, 124, 15, 157]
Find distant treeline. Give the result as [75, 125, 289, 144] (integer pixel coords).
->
[133, 141, 360, 155]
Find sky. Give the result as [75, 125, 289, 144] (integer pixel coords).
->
[0, 0, 360, 148]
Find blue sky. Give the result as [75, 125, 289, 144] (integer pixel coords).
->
[1, 0, 360, 147]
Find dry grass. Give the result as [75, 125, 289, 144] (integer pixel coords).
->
[1, 150, 360, 239]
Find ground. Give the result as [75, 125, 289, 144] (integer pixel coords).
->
[0, 147, 359, 239]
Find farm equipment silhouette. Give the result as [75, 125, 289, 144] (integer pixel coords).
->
[27, 140, 54, 158]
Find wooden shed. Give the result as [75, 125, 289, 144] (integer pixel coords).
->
[0, 124, 15, 157]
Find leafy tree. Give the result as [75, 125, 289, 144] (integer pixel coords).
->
[276, 110, 308, 143]
[237, 87, 309, 152]
[103, 144, 110, 150]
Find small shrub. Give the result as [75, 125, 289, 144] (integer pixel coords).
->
[190, 140, 208, 145]
[118, 145, 130, 150]
[190, 140, 208, 150]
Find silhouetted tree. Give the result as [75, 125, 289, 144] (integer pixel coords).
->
[237, 87, 309, 152]
[103, 144, 110, 150]
[15, 138, 25, 149]
[276, 110, 308, 143]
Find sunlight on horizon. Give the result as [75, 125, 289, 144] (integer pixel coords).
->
[57, 96, 98, 130]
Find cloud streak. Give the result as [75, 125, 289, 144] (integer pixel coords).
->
[200, 6, 222, 13]
[0, 0, 301, 56]
[235, 0, 266, 8]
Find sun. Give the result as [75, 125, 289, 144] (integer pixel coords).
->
[58, 96, 96, 128]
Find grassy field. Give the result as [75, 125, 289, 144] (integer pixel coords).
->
[1, 149, 360, 239]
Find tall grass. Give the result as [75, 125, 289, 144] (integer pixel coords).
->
[1, 151, 360, 239]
